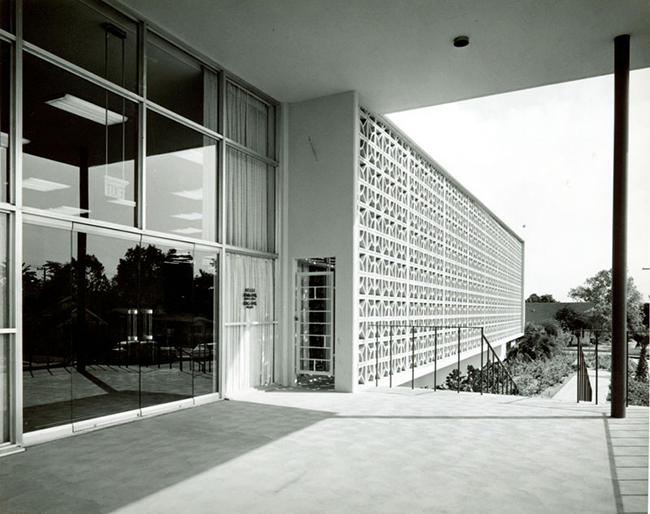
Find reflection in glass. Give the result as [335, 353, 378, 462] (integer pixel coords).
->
[24, 0, 138, 92]
[1, 42, 9, 202]
[1, 335, 8, 442]
[146, 112, 217, 240]
[23, 219, 219, 431]
[22, 222, 73, 432]
[0, 212, 7, 327]
[139, 238, 194, 408]
[147, 32, 218, 130]
[192, 250, 218, 396]
[23, 54, 138, 227]
[70, 228, 141, 424]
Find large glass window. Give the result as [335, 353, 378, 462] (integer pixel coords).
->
[0, 212, 7, 326]
[227, 82, 274, 158]
[146, 111, 217, 240]
[1, 335, 8, 443]
[147, 32, 218, 131]
[22, 220, 73, 432]
[23, 54, 138, 227]
[226, 147, 274, 252]
[24, 0, 138, 93]
[23, 218, 219, 432]
[1, 42, 9, 203]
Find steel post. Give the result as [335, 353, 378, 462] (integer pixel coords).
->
[611, 34, 630, 418]
[457, 327, 461, 393]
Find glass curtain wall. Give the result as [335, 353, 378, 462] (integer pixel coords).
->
[17, 0, 234, 434]
[5, 0, 277, 437]
[1, 213, 9, 442]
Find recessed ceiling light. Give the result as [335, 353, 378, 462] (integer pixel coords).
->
[453, 36, 470, 48]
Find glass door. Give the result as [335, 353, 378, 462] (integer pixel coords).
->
[138, 236, 194, 409]
[24, 219, 219, 433]
[70, 225, 141, 424]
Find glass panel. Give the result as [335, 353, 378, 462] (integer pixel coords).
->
[146, 111, 217, 240]
[70, 226, 140, 423]
[24, 0, 138, 92]
[226, 82, 274, 158]
[0, 0, 11, 32]
[0, 212, 7, 327]
[147, 31, 218, 131]
[192, 249, 218, 396]
[139, 237, 194, 408]
[23, 54, 138, 227]
[224, 254, 274, 391]
[226, 147, 274, 252]
[0, 335, 8, 442]
[0, 42, 9, 203]
[22, 221, 73, 432]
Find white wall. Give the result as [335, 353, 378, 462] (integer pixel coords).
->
[285, 91, 359, 392]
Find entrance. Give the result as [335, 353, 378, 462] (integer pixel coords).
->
[22, 218, 218, 432]
[295, 258, 335, 378]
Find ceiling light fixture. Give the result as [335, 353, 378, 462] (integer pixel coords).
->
[172, 227, 203, 235]
[45, 93, 128, 126]
[22, 177, 71, 192]
[172, 212, 203, 221]
[172, 188, 203, 201]
[453, 36, 470, 48]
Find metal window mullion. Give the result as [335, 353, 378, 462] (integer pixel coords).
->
[8, 0, 24, 447]
[137, 20, 146, 230]
[146, 100, 223, 143]
[22, 41, 142, 104]
[224, 139, 279, 168]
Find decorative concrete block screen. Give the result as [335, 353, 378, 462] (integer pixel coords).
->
[358, 108, 524, 385]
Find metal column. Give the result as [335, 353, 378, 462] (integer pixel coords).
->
[611, 34, 630, 419]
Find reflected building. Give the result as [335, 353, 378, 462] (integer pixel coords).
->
[0, 0, 524, 452]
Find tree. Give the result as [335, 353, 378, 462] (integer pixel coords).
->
[526, 293, 558, 303]
[568, 269, 644, 334]
[555, 306, 587, 333]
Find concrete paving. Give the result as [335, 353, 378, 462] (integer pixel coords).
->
[0, 388, 647, 514]
[553, 369, 612, 404]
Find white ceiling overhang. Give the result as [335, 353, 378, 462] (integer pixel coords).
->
[117, 0, 650, 113]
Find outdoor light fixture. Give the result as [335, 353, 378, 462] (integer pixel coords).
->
[453, 36, 470, 48]
[45, 93, 128, 126]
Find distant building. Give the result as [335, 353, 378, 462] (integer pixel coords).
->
[526, 303, 594, 325]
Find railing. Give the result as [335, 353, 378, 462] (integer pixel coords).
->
[576, 337, 593, 402]
[373, 323, 518, 396]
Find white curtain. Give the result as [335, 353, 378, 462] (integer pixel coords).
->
[224, 253, 275, 392]
[226, 82, 269, 156]
[226, 147, 272, 252]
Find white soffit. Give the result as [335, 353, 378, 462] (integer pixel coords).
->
[117, 0, 650, 113]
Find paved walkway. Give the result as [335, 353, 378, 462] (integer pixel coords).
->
[0, 388, 647, 514]
[553, 369, 612, 404]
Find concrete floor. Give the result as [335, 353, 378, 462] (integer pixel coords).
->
[0, 388, 647, 514]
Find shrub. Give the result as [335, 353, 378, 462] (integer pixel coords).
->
[635, 343, 648, 381]
[507, 353, 574, 396]
[628, 378, 649, 407]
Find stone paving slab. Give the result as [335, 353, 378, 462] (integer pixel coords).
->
[0, 388, 647, 514]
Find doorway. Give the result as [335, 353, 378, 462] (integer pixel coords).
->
[295, 258, 335, 384]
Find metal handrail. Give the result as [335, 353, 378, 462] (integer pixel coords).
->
[577, 337, 593, 402]
[481, 333, 519, 395]
[372, 323, 518, 395]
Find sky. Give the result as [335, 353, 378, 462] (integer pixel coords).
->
[388, 68, 650, 303]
